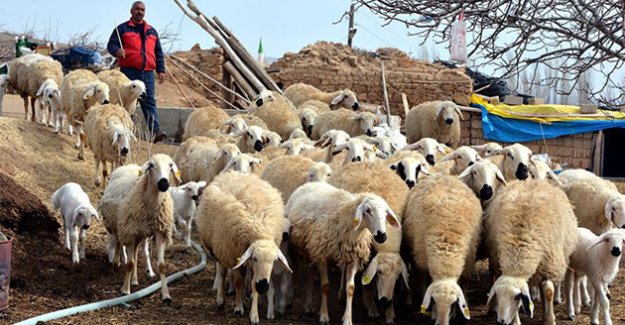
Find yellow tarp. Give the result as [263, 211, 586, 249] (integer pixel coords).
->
[471, 94, 625, 123]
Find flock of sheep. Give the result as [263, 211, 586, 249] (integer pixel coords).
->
[2, 53, 625, 325]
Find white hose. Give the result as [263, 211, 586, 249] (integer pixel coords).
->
[14, 241, 207, 325]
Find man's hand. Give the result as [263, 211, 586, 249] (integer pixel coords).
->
[158, 72, 165, 84]
[116, 48, 126, 59]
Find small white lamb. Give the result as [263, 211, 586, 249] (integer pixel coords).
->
[51, 182, 100, 263]
[169, 181, 207, 247]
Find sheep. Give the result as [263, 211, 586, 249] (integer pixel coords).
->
[458, 159, 508, 203]
[284, 83, 360, 110]
[485, 180, 578, 325]
[327, 161, 409, 324]
[330, 137, 386, 168]
[487, 143, 533, 181]
[298, 100, 331, 137]
[173, 138, 241, 183]
[223, 114, 269, 134]
[286, 182, 400, 325]
[388, 153, 431, 189]
[558, 168, 618, 191]
[182, 104, 230, 140]
[471, 142, 503, 157]
[113, 154, 179, 301]
[301, 129, 351, 163]
[565, 228, 625, 324]
[7, 54, 63, 124]
[97, 69, 146, 115]
[357, 134, 396, 158]
[261, 155, 331, 203]
[83, 104, 134, 187]
[403, 137, 449, 166]
[311, 109, 379, 140]
[405, 101, 463, 146]
[251, 91, 303, 139]
[169, 181, 207, 247]
[232, 125, 267, 153]
[563, 180, 625, 235]
[402, 175, 481, 325]
[195, 171, 291, 324]
[36, 78, 64, 132]
[0, 74, 8, 115]
[60, 69, 110, 152]
[51, 182, 100, 263]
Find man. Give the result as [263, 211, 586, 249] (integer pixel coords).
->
[107, 1, 167, 143]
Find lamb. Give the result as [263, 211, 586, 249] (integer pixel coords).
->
[173, 138, 241, 183]
[563, 180, 625, 235]
[284, 83, 360, 110]
[405, 100, 463, 146]
[36, 78, 64, 132]
[51, 182, 100, 263]
[485, 180, 578, 325]
[261, 155, 331, 203]
[488, 143, 533, 181]
[182, 104, 230, 140]
[169, 181, 207, 247]
[403, 175, 481, 325]
[113, 154, 179, 301]
[252, 91, 303, 139]
[221, 153, 263, 174]
[195, 172, 291, 324]
[328, 161, 409, 324]
[565, 228, 625, 325]
[97, 69, 146, 114]
[311, 109, 378, 140]
[558, 168, 618, 191]
[286, 182, 400, 325]
[83, 104, 134, 186]
[471, 142, 503, 157]
[458, 159, 507, 203]
[403, 137, 449, 166]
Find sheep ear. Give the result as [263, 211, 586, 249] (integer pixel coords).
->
[332, 143, 347, 156]
[141, 161, 153, 173]
[93, 211, 101, 221]
[517, 292, 534, 318]
[331, 92, 346, 105]
[83, 86, 96, 100]
[353, 204, 365, 230]
[419, 164, 431, 176]
[440, 153, 455, 162]
[361, 255, 379, 285]
[434, 105, 444, 120]
[351, 114, 363, 121]
[234, 245, 255, 269]
[275, 249, 293, 273]
[112, 130, 120, 145]
[400, 261, 410, 289]
[455, 106, 464, 120]
[458, 167, 472, 183]
[252, 158, 262, 166]
[421, 285, 433, 312]
[437, 145, 448, 154]
[455, 286, 470, 320]
[486, 285, 497, 310]
[389, 162, 398, 171]
[222, 157, 236, 172]
[495, 169, 507, 186]
[36, 83, 47, 97]
[197, 181, 207, 188]
[231, 129, 247, 137]
[170, 162, 182, 186]
[386, 209, 401, 228]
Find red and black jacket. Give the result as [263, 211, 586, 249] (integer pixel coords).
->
[107, 19, 165, 72]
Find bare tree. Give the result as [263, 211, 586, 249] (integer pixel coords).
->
[356, 0, 625, 102]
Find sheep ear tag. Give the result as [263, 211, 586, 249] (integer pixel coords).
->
[386, 211, 400, 228]
[176, 170, 181, 179]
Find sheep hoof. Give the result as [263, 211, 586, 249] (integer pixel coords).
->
[147, 270, 156, 278]
[216, 303, 225, 311]
[233, 310, 244, 316]
[162, 297, 172, 305]
[567, 314, 576, 321]
[77, 153, 84, 161]
[95, 180, 101, 187]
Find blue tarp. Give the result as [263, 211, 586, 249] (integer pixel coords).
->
[472, 103, 625, 143]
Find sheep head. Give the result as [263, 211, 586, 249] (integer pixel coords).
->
[233, 126, 265, 152]
[233, 239, 292, 295]
[333, 138, 381, 164]
[125, 79, 146, 100]
[111, 124, 132, 159]
[459, 160, 506, 202]
[223, 115, 248, 135]
[83, 81, 110, 105]
[588, 228, 625, 259]
[365, 134, 394, 157]
[528, 160, 558, 182]
[299, 108, 318, 137]
[389, 156, 430, 189]
[178, 181, 207, 203]
[440, 146, 481, 175]
[254, 89, 276, 108]
[471, 142, 503, 157]
[288, 128, 308, 140]
[279, 138, 315, 156]
[352, 112, 377, 137]
[141, 154, 181, 192]
[354, 194, 400, 244]
[434, 101, 463, 126]
[492, 143, 533, 180]
[404, 137, 447, 166]
[316, 129, 350, 151]
[362, 252, 409, 310]
[36, 79, 62, 111]
[306, 162, 332, 183]
[331, 89, 360, 110]
[211, 144, 241, 165]
[72, 204, 100, 230]
[222, 154, 262, 174]
[605, 195, 625, 229]
[487, 276, 534, 325]
[421, 279, 470, 324]
[262, 130, 282, 147]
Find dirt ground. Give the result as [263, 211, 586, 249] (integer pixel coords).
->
[0, 113, 624, 325]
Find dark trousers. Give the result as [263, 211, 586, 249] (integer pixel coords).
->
[120, 67, 160, 133]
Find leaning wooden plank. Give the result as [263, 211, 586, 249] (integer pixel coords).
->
[381, 61, 391, 126]
[224, 61, 257, 99]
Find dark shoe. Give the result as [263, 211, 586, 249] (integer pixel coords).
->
[153, 131, 167, 143]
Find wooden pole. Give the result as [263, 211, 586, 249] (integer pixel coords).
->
[401, 92, 410, 117]
[167, 70, 196, 108]
[347, 4, 357, 48]
[380, 60, 391, 125]
[224, 61, 257, 99]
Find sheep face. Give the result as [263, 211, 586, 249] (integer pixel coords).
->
[435, 101, 462, 126]
[365, 135, 394, 158]
[299, 109, 317, 137]
[459, 160, 507, 201]
[83, 81, 110, 105]
[36, 79, 61, 111]
[404, 138, 447, 166]
[306, 162, 332, 182]
[588, 229, 625, 258]
[354, 194, 400, 244]
[316, 129, 350, 152]
[236, 126, 265, 152]
[421, 279, 470, 325]
[494, 143, 532, 180]
[254, 89, 275, 107]
[179, 181, 207, 203]
[606, 196, 625, 229]
[263, 130, 282, 147]
[112, 125, 132, 158]
[331, 89, 360, 110]
[279, 139, 315, 156]
[126, 80, 147, 100]
[389, 157, 430, 189]
[142, 154, 181, 192]
[334, 138, 379, 163]
[223, 116, 248, 135]
[487, 276, 534, 325]
[362, 253, 409, 310]
[72, 205, 99, 230]
[212, 144, 241, 164]
[441, 146, 481, 173]
[352, 112, 378, 137]
[222, 154, 262, 174]
[233, 240, 292, 294]
[528, 160, 557, 181]
[471, 142, 503, 157]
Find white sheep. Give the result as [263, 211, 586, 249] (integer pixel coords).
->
[261, 155, 331, 203]
[564, 180, 625, 235]
[251, 91, 303, 139]
[51, 182, 100, 263]
[485, 180, 578, 325]
[388, 154, 430, 189]
[331, 137, 385, 167]
[169, 181, 207, 247]
[286, 182, 400, 325]
[403, 175, 481, 325]
[221, 153, 263, 174]
[488, 143, 533, 181]
[284, 83, 360, 110]
[173, 137, 241, 183]
[278, 138, 316, 156]
[403, 137, 449, 166]
[405, 100, 463, 147]
[311, 109, 378, 140]
[97, 69, 146, 115]
[232, 125, 268, 153]
[565, 228, 625, 325]
[195, 171, 291, 324]
[528, 159, 559, 182]
[223, 114, 269, 135]
[263, 129, 282, 147]
[558, 168, 618, 191]
[183, 104, 231, 140]
[36, 78, 64, 132]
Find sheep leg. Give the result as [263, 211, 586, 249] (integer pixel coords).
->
[541, 280, 556, 325]
[121, 242, 136, 295]
[77, 130, 86, 160]
[131, 241, 140, 286]
[213, 261, 222, 290]
[592, 280, 612, 325]
[554, 281, 562, 304]
[574, 274, 582, 314]
[385, 304, 396, 324]
[101, 162, 109, 189]
[106, 233, 116, 263]
[22, 96, 28, 120]
[581, 276, 592, 307]
[68, 124, 73, 136]
[338, 265, 346, 303]
[565, 269, 576, 320]
[232, 267, 245, 316]
[64, 226, 71, 250]
[75, 125, 82, 149]
[277, 271, 290, 314]
[362, 284, 379, 318]
[144, 238, 155, 277]
[265, 281, 275, 321]
[79, 227, 86, 259]
[318, 262, 330, 324]
[94, 160, 102, 187]
[342, 262, 358, 325]
[155, 233, 171, 302]
[304, 266, 316, 314]
[70, 227, 79, 263]
[250, 280, 260, 324]
[215, 263, 226, 310]
[185, 218, 193, 247]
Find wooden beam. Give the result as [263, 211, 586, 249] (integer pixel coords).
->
[401, 92, 410, 117]
[224, 61, 257, 99]
[380, 60, 391, 126]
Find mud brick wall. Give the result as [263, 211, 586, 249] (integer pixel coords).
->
[167, 47, 225, 102]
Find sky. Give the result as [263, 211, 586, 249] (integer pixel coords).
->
[0, 0, 437, 60]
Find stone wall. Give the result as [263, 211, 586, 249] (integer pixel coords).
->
[166, 46, 225, 103]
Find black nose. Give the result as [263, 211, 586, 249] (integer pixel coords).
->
[48, 94, 53, 99]
[157, 178, 170, 192]
[468, 161, 475, 166]
[406, 180, 415, 188]
[611, 247, 621, 257]
[254, 140, 264, 152]
[445, 118, 453, 125]
[103, 100, 110, 105]
[306, 125, 313, 137]
[352, 102, 360, 110]
[365, 129, 373, 136]
[379, 297, 392, 310]
[480, 184, 493, 200]
[82, 224, 90, 230]
[255, 279, 269, 294]
[516, 164, 529, 180]
[426, 154, 436, 166]
[282, 231, 289, 241]
[352, 156, 361, 162]
[140, 92, 147, 100]
[374, 231, 387, 243]
[191, 195, 199, 201]
[255, 98, 264, 107]
[121, 147, 129, 156]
